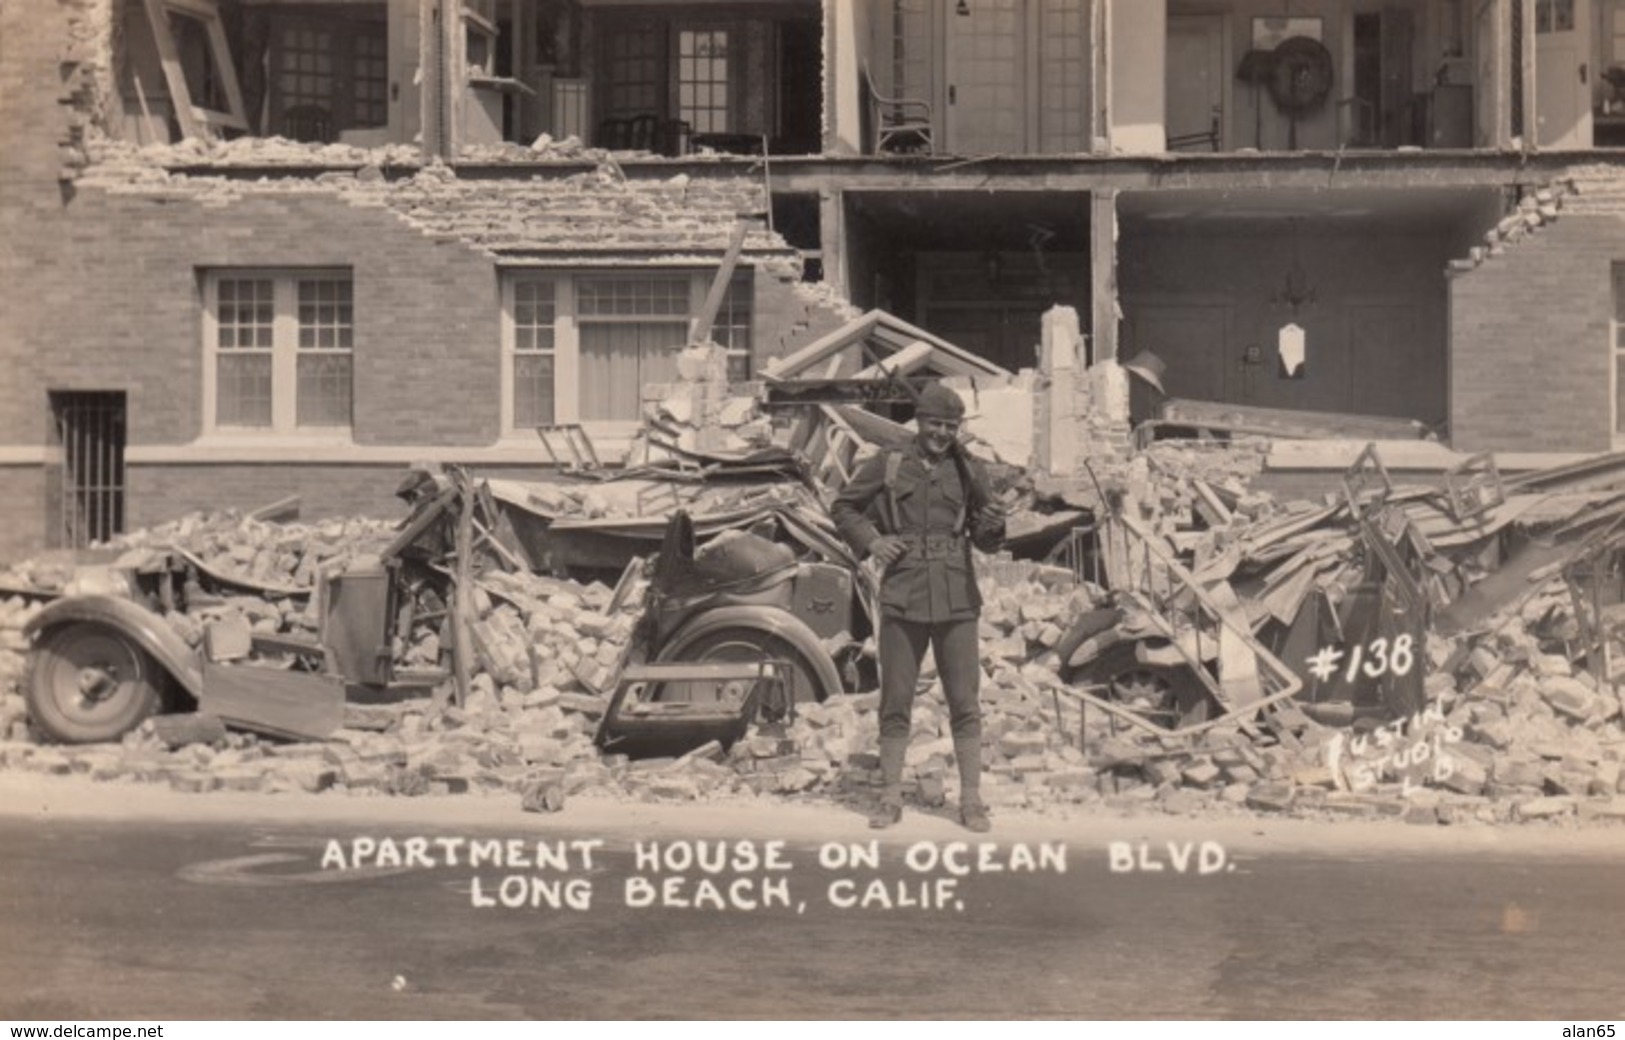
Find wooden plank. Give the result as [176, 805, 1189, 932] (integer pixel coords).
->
[451, 478, 475, 709]
[249, 494, 301, 523]
[869, 312, 1013, 377]
[1259, 563, 1322, 626]
[143, 0, 201, 140]
[855, 340, 933, 378]
[761, 312, 877, 379]
[1190, 479, 1233, 526]
[689, 219, 751, 346]
[1209, 581, 1262, 707]
[198, 662, 345, 741]
[830, 405, 914, 452]
[1159, 397, 1430, 440]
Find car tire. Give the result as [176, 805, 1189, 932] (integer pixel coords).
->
[26, 622, 164, 744]
[657, 625, 831, 720]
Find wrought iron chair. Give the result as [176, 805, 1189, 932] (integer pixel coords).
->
[281, 103, 334, 144]
[1167, 108, 1222, 151]
[862, 63, 932, 155]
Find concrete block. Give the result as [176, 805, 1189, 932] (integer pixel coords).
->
[1514, 796, 1575, 820]
[521, 771, 567, 812]
[1245, 781, 1295, 813]
[998, 730, 1049, 758]
[1540, 677, 1596, 721]
[1181, 762, 1222, 787]
[1491, 755, 1545, 790]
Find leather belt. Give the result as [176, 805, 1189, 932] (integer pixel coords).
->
[906, 532, 966, 558]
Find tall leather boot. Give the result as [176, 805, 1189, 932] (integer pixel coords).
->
[870, 736, 907, 829]
[955, 735, 991, 833]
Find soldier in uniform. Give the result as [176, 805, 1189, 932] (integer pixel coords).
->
[831, 382, 1007, 831]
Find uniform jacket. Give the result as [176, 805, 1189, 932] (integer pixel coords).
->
[830, 440, 1005, 622]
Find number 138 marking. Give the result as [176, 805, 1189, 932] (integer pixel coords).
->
[1345, 634, 1415, 682]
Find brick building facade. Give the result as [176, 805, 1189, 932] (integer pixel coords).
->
[6, 0, 1625, 559]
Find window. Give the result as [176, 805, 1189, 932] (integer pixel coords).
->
[271, 16, 389, 140]
[604, 25, 663, 120]
[578, 275, 691, 421]
[144, 0, 248, 137]
[205, 271, 353, 434]
[464, 0, 497, 76]
[677, 30, 730, 134]
[501, 270, 753, 434]
[1536, 0, 1575, 33]
[509, 278, 558, 430]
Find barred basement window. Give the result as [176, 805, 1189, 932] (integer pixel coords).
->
[205, 270, 353, 434]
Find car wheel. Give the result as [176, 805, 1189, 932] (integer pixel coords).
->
[657, 626, 830, 720]
[27, 622, 164, 744]
[1107, 664, 1213, 730]
[1065, 642, 1217, 731]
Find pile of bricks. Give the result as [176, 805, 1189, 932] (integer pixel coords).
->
[4, 460, 1625, 827]
[634, 345, 774, 459]
[1450, 182, 1573, 273]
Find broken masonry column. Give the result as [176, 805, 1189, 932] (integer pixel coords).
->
[1056, 346, 1133, 489]
[1037, 305, 1085, 477]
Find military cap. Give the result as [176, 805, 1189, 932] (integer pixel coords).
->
[915, 382, 966, 420]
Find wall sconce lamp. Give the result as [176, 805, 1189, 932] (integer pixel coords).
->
[956, 0, 971, 16]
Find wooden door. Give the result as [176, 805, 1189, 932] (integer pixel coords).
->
[1166, 15, 1225, 149]
[1380, 7, 1416, 147]
[1346, 304, 1442, 423]
[1536, 0, 1594, 147]
[1124, 304, 1231, 418]
[946, 0, 1026, 154]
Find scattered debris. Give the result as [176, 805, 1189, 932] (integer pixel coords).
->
[2, 330, 1624, 825]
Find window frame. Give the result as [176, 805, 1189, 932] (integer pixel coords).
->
[144, 0, 249, 138]
[498, 268, 753, 443]
[269, 14, 391, 138]
[201, 268, 355, 438]
[675, 26, 733, 135]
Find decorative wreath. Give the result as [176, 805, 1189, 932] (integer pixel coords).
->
[1267, 36, 1334, 115]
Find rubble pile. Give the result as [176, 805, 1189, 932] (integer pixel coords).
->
[5, 434, 1625, 827]
[633, 344, 774, 459]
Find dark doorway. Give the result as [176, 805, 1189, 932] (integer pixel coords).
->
[50, 392, 126, 548]
[1352, 14, 1382, 146]
[776, 14, 823, 154]
[1353, 9, 1418, 148]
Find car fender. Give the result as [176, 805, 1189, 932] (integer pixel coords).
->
[23, 596, 204, 700]
[659, 605, 844, 702]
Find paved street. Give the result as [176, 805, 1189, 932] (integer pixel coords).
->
[2, 782, 1622, 1020]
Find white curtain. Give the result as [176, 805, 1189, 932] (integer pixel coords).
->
[579, 321, 684, 420]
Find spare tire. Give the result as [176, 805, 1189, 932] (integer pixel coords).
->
[1268, 36, 1334, 115]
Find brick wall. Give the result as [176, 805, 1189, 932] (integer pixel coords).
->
[0, 4, 838, 563]
[125, 462, 555, 533]
[1449, 212, 1624, 453]
[3, 187, 503, 448]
